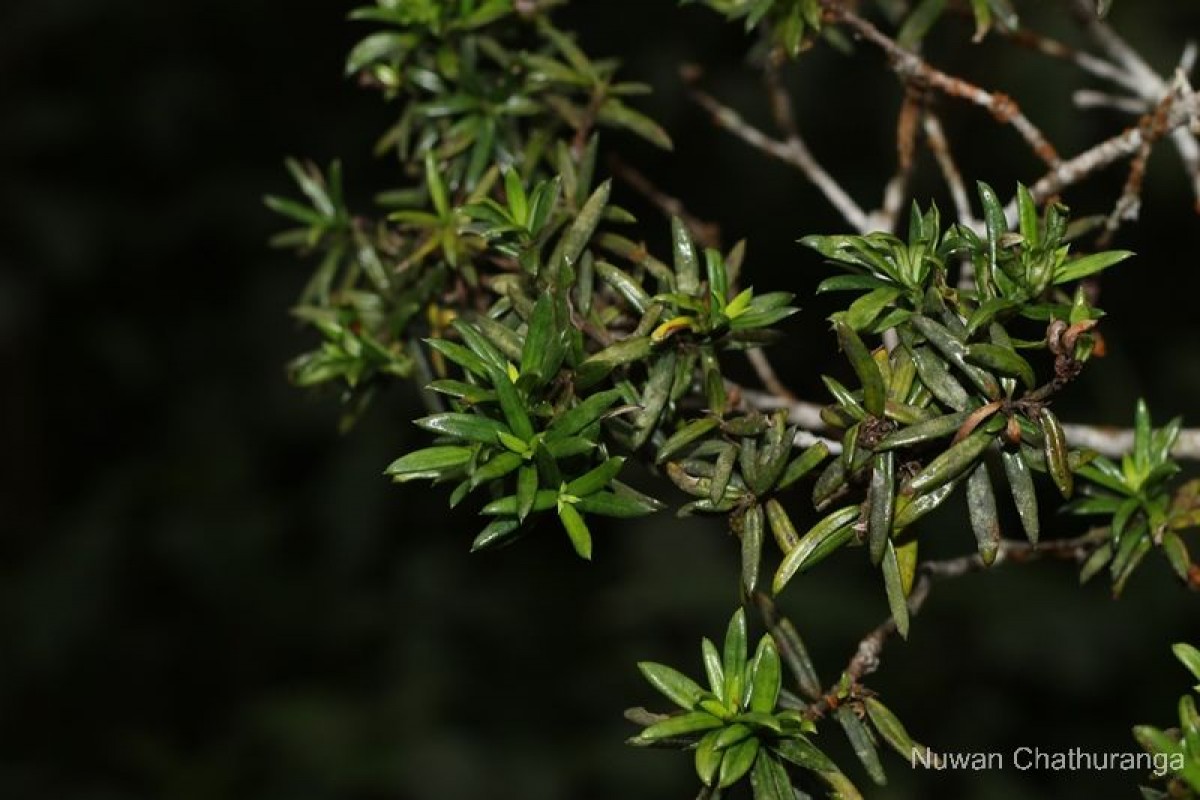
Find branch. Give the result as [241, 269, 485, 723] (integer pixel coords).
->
[822, 0, 1061, 168]
[607, 153, 723, 250]
[738, 386, 1200, 461]
[839, 529, 1109, 687]
[683, 66, 871, 233]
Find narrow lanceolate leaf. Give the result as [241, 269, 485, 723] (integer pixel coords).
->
[575, 490, 662, 518]
[723, 609, 749, 712]
[846, 286, 903, 331]
[864, 698, 918, 760]
[657, 418, 720, 464]
[882, 540, 910, 639]
[911, 315, 1000, 399]
[965, 343, 1036, 389]
[1174, 643, 1200, 685]
[835, 706, 886, 785]
[415, 413, 511, 445]
[672, 216, 699, 295]
[1038, 407, 1073, 498]
[1016, 183, 1040, 248]
[907, 430, 992, 494]
[893, 481, 958, 530]
[557, 502, 592, 559]
[909, 346, 971, 411]
[520, 295, 555, 383]
[565, 457, 625, 497]
[702, 638, 725, 701]
[635, 711, 724, 742]
[545, 388, 624, 440]
[755, 594, 821, 700]
[517, 464, 538, 521]
[385, 446, 473, 480]
[741, 503, 765, 595]
[555, 180, 611, 273]
[493, 372, 534, 441]
[977, 181, 1005, 272]
[773, 505, 861, 594]
[1001, 449, 1039, 543]
[695, 730, 723, 786]
[778, 442, 831, 490]
[1053, 249, 1133, 284]
[836, 320, 886, 417]
[750, 751, 795, 800]
[867, 452, 896, 565]
[773, 736, 837, 772]
[875, 410, 973, 452]
[765, 498, 800, 553]
[747, 635, 782, 713]
[595, 260, 652, 314]
[575, 336, 653, 388]
[966, 463, 1001, 564]
[718, 737, 760, 789]
[471, 518, 522, 552]
[638, 661, 706, 710]
[633, 352, 678, 449]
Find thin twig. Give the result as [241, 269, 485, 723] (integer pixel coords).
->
[822, 0, 1061, 168]
[838, 528, 1109, 686]
[606, 153, 723, 250]
[684, 67, 870, 233]
[738, 386, 1200, 461]
[923, 111, 978, 231]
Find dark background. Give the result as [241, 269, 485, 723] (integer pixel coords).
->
[3, 1, 1199, 798]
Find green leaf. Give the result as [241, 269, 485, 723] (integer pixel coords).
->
[1174, 643, 1200, 686]
[977, 181, 1006, 274]
[1038, 407, 1073, 498]
[1053, 249, 1133, 284]
[875, 410, 972, 452]
[566, 457, 625, 497]
[545, 388, 624, 440]
[633, 352, 678, 449]
[966, 462, 1001, 565]
[718, 737, 760, 789]
[750, 751, 795, 800]
[384, 446, 473, 480]
[911, 315, 1000, 399]
[493, 371, 534, 441]
[597, 98, 674, 150]
[1016, 184, 1040, 248]
[576, 337, 653, 388]
[517, 463, 538, 521]
[424, 151, 449, 217]
[555, 180, 611, 273]
[846, 287, 903, 331]
[723, 609, 748, 712]
[470, 518, 523, 552]
[702, 638, 725, 701]
[867, 452, 896, 565]
[741, 503, 765, 595]
[965, 343, 1036, 388]
[765, 498, 800, 554]
[773, 736, 837, 772]
[415, 413, 511, 445]
[481, 489, 558, 516]
[695, 730, 724, 786]
[773, 505, 860, 594]
[777, 442, 830, 490]
[836, 320, 886, 417]
[638, 661, 706, 710]
[909, 346, 971, 411]
[557, 501, 593, 559]
[657, 417, 720, 464]
[520, 295, 556, 384]
[864, 698, 918, 760]
[882, 540, 910, 639]
[747, 635, 782, 713]
[635, 710, 724, 742]
[835, 706, 886, 785]
[1002, 449, 1040, 543]
[907, 430, 992, 494]
[575, 490, 662, 517]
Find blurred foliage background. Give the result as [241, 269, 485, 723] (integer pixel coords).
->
[3, 0, 1199, 798]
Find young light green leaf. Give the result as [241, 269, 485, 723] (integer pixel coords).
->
[718, 737, 760, 789]
[385, 446, 473, 480]
[638, 661, 707, 710]
[747, 634, 782, 713]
